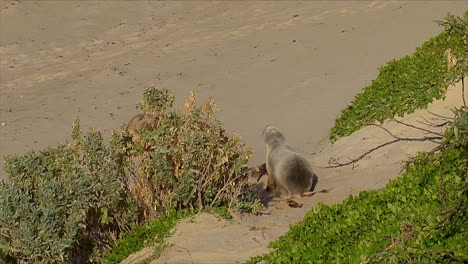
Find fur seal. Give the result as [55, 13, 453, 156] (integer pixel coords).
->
[263, 125, 315, 198]
[127, 114, 159, 134]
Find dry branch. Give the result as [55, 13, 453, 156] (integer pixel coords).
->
[416, 117, 449, 128]
[392, 119, 444, 136]
[462, 75, 466, 107]
[325, 136, 442, 168]
[324, 123, 443, 169]
[426, 109, 453, 120]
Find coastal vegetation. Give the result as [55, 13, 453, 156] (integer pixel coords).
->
[330, 12, 467, 142]
[0, 87, 260, 263]
[248, 12, 467, 264]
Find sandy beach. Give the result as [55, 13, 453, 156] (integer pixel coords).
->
[1, 1, 467, 262]
[121, 78, 466, 263]
[1, 1, 466, 179]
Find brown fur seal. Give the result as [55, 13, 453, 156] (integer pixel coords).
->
[127, 114, 159, 143]
[127, 114, 159, 133]
[263, 125, 315, 198]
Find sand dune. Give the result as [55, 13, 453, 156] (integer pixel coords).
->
[1, 1, 467, 263]
[1, 1, 466, 178]
[120, 79, 466, 264]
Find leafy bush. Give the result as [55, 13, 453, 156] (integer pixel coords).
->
[112, 86, 261, 218]
[0, 85, 260, 263]
[0, 250, 16, 264]
[247, 107, 468, 264]
[330, 12, 467, 141]
[0, 122, 139, 263]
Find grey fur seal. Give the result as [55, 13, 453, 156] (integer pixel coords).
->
[263, 125, 315, 198]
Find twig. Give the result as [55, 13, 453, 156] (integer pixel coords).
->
[366, 124, 441, 144]
[253, 163, 267, 182]
[210, 172, 245, 207]
[462, 75, 466, 107]
[366, 123, 395, 138]
[249, 225, 271, 239]
[426, 109, 452, 120]
[175, 245, 194, 264]
[324, 123, 442, 168]
[325, 137, 440, 168]
[405, 245, 468, 263]
[417, 117, 449, 128]
[383, 242, 397, 252]
[391, 119, 444, 136]
[436, 180, 468, 227]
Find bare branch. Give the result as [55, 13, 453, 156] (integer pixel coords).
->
[417, 117, 449, 128]
[210, 172, 245, 207]
[437, 179, 468, 227]
[366, 123, 397, 138]
[253, 163, 267, 182]
[323, 122, 444, 169]
[462, 75, 466, 108]
[391, 119, 444, 136]
[324, 136, 441, 168]
[426, 109, 453, 120]
[210, 164, 267, 207]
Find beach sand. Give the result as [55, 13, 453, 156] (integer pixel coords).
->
[126, 78, 466, 264]
[1, 1, 467, 262]
[1, 1, 465, 178]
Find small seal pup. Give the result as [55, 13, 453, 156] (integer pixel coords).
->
[263, 125, 316, 199]
[127, 113, 159, 133]
[127, 113, 159, 140]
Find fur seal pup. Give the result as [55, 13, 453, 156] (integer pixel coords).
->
[263, 125, 315, 198]
[127, 114, 159, 145]
[127, 114, 159, 134]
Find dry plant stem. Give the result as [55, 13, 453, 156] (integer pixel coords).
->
[383, 242, 397, 252]
[325, 137, 441, 168]
[417, 117, 449, 128]
[405, 246, 466, 263]
[436, 179, 468, 228]
[391, 119, 444, 136]
[253, 163, 267, 182]
[210, 172, 245, 207]
[174, 245, 194, 264]
[462, 75, 466, 107]
[426, 109, 453, 120]
[324, 123, 442, 168]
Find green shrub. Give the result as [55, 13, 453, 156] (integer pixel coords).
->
[112, 87, 261, 218]
[0, 121, 139, 263]
[247, 107, 468, 264]
[330, 12, 467, 141]
[0, 250, 17, 264]
[0, 85, 260, 263]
